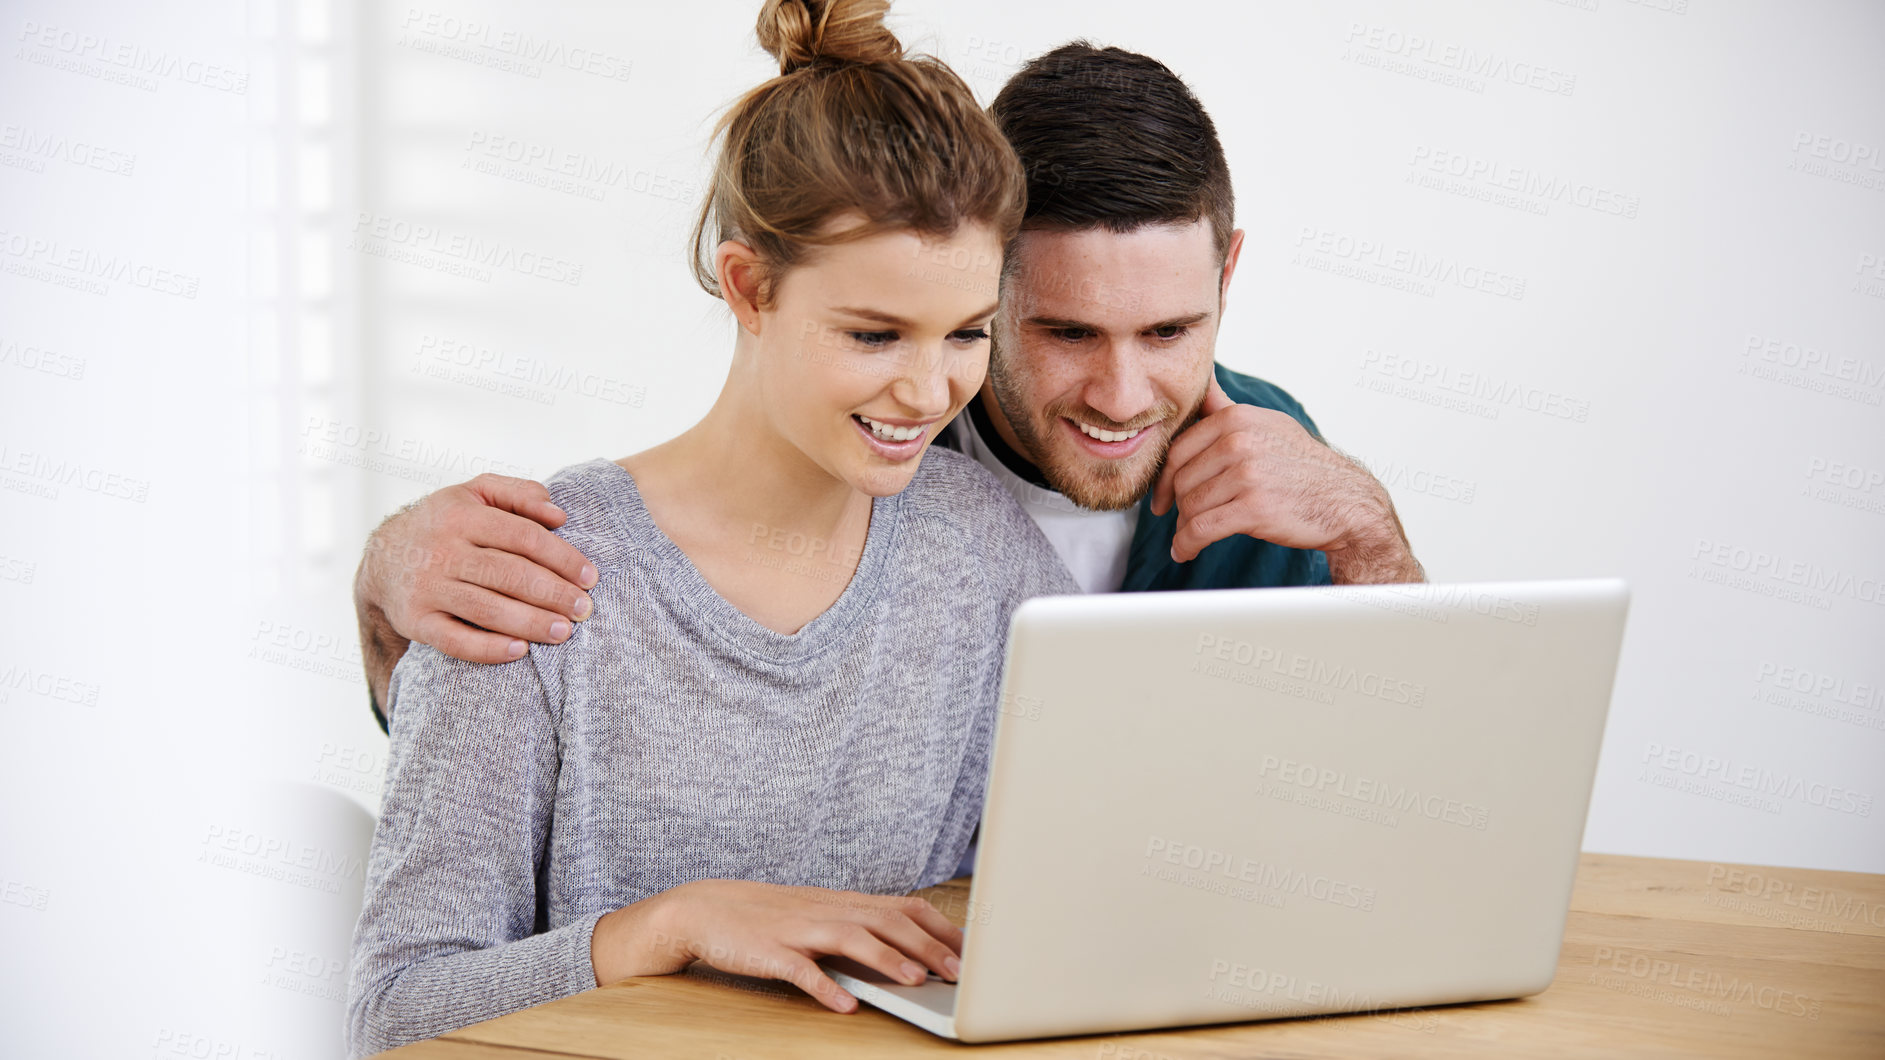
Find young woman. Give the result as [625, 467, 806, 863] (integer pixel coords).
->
[345, 0, 1076, 1053]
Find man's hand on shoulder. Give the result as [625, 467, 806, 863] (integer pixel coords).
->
[353, 473, 600, 710]
[1150, 379, 1424, 584]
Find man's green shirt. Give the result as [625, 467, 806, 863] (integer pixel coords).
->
[1119, 363, 1332, 592]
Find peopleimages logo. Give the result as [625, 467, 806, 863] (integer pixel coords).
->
[1358, 349, 1590, 423]
[1739, 333, 1884, 407]
[350, 212, 584, 287]
[0, 440, 151, 502]
[1143, 836, 1377, 911]
[397, 8, 633, 82]
[1407, 146, 1640, 219]
[0, 662, 101, 707]
[1788, 130, 1885, 191]
[0, 334, 86, 380]
[0, 122, 136, 176]
[1589, 947, 1821, 1020]
[1750, 659, 1885, 732]
[1293, 227, 1526, 300]
[298, 415, 534, 482]
[14, 19, 249, 94]
[1195, 633, 1425, 706]
[1639, 743, 1873, 817]
[414, 334, 647, 408]
[1341, 22, 1576, 96]
[1256, 755, 1490, 831]
[1705, 864, 1885, 929]
[0, 228, 199, 298]
[1755, 661, 1884, 711]
[1203, 959, 1437, 1032]
[1690, 538, 1885, 608]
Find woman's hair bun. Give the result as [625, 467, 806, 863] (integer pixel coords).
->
[757, 0, 902, 75]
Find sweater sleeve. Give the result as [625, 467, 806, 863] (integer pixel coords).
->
[345, 642, 602, 1058]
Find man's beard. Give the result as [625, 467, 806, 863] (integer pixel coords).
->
[988, 347, 1206, 512]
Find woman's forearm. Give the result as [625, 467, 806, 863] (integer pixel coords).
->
[590, 890, 688, 985]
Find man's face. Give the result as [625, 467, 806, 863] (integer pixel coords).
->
[988, 219, 1239, 510]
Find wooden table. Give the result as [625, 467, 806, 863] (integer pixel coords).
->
[382, 853, 1885, 1059]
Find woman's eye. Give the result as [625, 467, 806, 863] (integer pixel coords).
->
[849, 330, 897, 349]
[951, 327, 990, 343]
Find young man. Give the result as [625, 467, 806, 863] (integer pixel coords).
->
[352, 42, 1423, 726]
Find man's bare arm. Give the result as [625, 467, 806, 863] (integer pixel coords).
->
[351, 474, 600, 719]
[1318, 473, 1425, 585]
[1152, 379, 1425, 585]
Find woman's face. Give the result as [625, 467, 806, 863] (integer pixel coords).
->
[748, 221, 1004, 497]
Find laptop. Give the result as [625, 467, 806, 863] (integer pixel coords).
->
[822, 578, 1630, 1042]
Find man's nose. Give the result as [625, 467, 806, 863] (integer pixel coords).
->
[1081, 343, 1154, 425]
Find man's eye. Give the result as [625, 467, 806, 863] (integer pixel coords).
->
[1052, 328, 1091, 343]
[849, 330, 897, 348]
[950, 327, 990, 344]
[1151, 325, 1187, 340]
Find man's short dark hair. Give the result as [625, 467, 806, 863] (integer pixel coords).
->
[990, 42, 1234, 262]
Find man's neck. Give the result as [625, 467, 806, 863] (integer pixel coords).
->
[969, 385, 1054, 490]
[977, 382, 1031, 459]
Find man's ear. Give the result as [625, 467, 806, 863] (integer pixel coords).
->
[1218, 228, 1246, 311]
[714, 240, 765, 335]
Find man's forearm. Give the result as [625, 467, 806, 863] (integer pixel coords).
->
[1326, 499, 1425, 585]
[1327, 538, 1424, 584]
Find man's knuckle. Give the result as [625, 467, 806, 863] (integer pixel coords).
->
[457, 591, 498, 627]
[505, 521, 541, 555]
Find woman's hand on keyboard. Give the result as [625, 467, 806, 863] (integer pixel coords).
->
[590, 879, 964, 1012]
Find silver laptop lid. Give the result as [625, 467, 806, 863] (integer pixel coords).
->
[954, 579, 1629, 1042]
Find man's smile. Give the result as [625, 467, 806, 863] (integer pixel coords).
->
[1060, 415, 1160, 459]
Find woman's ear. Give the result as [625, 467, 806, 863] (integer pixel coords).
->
[714, 240, 765, 335]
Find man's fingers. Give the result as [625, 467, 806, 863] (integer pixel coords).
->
[436, 580, 573, 646]
[466, 473, 567, 530]
[1172, 464, 1250, 532]
[468, 506, 599, 595]
[1167, 463, 1244, 563]
[1154, 411, 1236, 517]
[1151, 422, 1216, 517]
[407, 611, 527, 665]
[1171, 499, 1246, 564]
[1201, 375, 1234, 415]
[1152, 383, 1239, 516]
[1164, 433, 1247, 516]
[462, 547, 593, 622]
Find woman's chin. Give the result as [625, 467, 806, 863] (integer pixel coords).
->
[846, 452, 929, 497]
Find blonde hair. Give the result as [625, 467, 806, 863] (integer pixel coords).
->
[690, 0, 1026, 306]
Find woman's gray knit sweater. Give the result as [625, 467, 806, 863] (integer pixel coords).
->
[346, 449, 1076, 1055]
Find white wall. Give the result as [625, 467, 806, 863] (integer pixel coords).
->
[1, 0, 1879, 1056]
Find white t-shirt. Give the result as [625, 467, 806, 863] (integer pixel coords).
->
[943, 404, 1139, 595]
